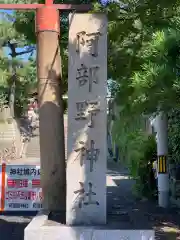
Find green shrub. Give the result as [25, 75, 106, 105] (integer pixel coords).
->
[168, 109, 180, 164]
[134, 135, 157, 198]
[112, 114, 157, 198]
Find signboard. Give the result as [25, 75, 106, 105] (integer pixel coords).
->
[0, 164, 42, 211]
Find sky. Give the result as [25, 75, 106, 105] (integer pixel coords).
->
[0, 10, 12, 14]
[5, 47, 35, 61]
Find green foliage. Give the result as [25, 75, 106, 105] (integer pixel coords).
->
[9, 0, 180, 115]
[129, 29, 180, 114]
[0, 11, 36, 117]
[134, 135, 157, 198]
[112, 111, 147, 170]
[168, 109, 180, 164]
[12, 0, 93, 92]
[99, 0, 180, 116]
[15, 59, 37, 116]
[3, 1, 180, 192]
[1, 0, 93, 115]
[112, 111, 146, 163]
[106, 1, 180, 196]
[112, 113, 157, 197]
[0, 52, 36, 116]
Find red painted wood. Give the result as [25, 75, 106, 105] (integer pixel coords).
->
[45, 0, 53, 5]
[36, 7, 60, 33]
[55, 4, 92, 11]
[0, 3, 92, 10]
[0, 4, 43, 9]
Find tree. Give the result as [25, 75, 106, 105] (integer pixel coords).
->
[12, 0, 180, 110]
[114, 1, 180, 114]
[0, 12, 36, 117]
[95, 0, 180, 197]
[11, 0, 180, 158]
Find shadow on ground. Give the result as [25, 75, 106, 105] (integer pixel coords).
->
[0, 212, 36, 240]
[0, 219, 28, 240]
[107, 162, 180, 239]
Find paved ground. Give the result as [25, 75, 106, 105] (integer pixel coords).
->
[107, 162, 180, 239]
[1, 162, 180, 239]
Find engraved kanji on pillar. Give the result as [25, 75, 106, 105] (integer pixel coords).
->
[67, 13, 107, 225]
[74, 100, 100, 128]
[73, 182, 99, 209]
[74, 140, 100, 172]
[76, 31, 101, 57]
[76, 64, 99, 92]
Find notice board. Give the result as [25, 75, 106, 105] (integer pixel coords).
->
[0, 164, 42, 211]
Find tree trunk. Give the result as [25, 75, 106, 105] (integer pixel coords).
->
[9, 77, 15, 118]
[9, 58, 16, 119]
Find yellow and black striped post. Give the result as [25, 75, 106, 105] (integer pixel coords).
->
[158, 155, 167, 174]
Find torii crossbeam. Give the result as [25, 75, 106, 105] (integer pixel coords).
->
[0, 0, 92, 213]
[0, 0, 91, 34]
[0, 0, 91, 10]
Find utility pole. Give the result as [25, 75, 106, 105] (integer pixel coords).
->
[155, 112, 169, 208]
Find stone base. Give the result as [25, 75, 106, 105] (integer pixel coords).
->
[24, 211, 155, 240]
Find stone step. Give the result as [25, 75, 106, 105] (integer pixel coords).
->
[26, 135, 40, 158]
[25, 116, 68, 159]
[26, 151, 40, 158]
[26, 135, 67, 158]
[0, 123, 16, 140]
[0, 141, 12, 151]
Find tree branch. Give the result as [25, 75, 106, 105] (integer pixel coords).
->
[7, 41, 35, 58]
[14, 49, 34, 57]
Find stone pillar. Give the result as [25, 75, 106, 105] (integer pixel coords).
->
[66, 13, 107, 225]
[36, 7, 66, 214]
[156, 112, 169, 208]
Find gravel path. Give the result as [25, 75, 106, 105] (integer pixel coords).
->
[1, 162, 180, 239]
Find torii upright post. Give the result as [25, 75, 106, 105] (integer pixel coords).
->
[0, 0, 91, 218]
[36, 0, 66, 215]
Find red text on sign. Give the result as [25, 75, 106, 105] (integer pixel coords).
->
[6, 191, 42, 201]
[7, 179, 28, 188]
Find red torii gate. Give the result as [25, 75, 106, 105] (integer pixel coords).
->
[0, 0, 91, 213]
[0, 0, 90, 10]
[0, 0, 91, 34]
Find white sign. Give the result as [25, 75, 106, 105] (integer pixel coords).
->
[4, 165, 42, 211]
